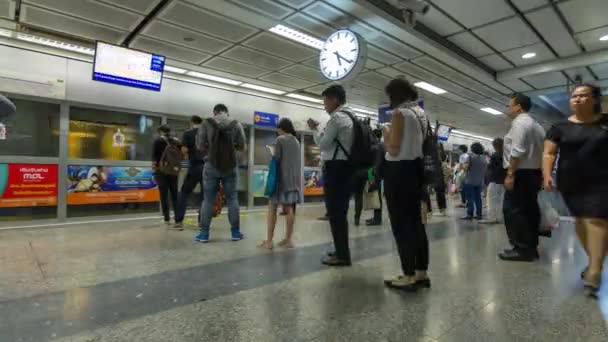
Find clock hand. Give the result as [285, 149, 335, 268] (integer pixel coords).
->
[333, 51, 342, 66]
[336, 53, 354, 64]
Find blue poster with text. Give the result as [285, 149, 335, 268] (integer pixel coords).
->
[253, 111, 280, 128]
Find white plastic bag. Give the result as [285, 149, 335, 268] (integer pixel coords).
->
[538, 191, 562, 231]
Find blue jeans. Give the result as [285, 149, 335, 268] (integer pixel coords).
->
[199, 164, 239, 234]
[464, 184, 482, 218]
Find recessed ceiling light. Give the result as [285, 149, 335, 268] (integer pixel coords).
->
[187, 71, 242, 86]
[522, 52, 536, 59]
[268, 24, 324, 50]
[16, 33, 95, 55]
[481, 107, 503, 115]
[164, 66, 188, 74]
[413, 82, 447, 95]
[352, 107, 377, 115]
[183, 37, 195, 42]
[241, 83, 286, 95]
[600, 35, 608, 41]
[286, 93, 323, 103]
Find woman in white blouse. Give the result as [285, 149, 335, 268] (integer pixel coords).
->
[382, 78, 430, 292]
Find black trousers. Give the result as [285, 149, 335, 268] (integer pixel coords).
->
[384, 160, 428, 276]
[324, 161, 354, 262]
[352, 169, 368, 223]
[503, 169, 542, 253]
[155, 174, 178, 222]
[435, 186, 447, 210]
[175, 164, 204, 224]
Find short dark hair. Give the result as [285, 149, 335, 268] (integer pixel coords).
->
[213, 104, 228, 114]
[277, 117, 297, 136]
[385, 78, 418, 108]
[492, 138, 504, 149]
[471, 142, 484, 155]
[511, 93, 532, 112]
[459, 145, 468, 153]
[158, 124, 170, 134]
[321, 85, 346, 105]
[575, 84, 603, 113]
[190, 115, 203, 124]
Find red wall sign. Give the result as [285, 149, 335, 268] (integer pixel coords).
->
[0, 164, 58, 208]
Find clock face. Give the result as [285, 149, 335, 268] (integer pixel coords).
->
[320, 30, 365, 81]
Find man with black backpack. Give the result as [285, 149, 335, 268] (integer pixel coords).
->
[152, 124, 182, 228]
[174, 115, 205, 229]
[308, 85, 374, 266]
[194, 104, 246, 243]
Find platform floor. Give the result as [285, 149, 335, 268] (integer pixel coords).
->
[1, 204, 607, 342]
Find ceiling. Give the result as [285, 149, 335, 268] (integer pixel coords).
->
[1, 0, 607, 137]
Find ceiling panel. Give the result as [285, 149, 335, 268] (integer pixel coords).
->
[499, 78, 534, 92]
[260, 72, 315, 89]
[372, 35, 422, 60]
[365, 58, 385, 70]
[448, 32, 493, 57]
[21, 5, 127, 43]
[304, 84, 331, 96]
[367, 45, 402, 65]
[440, 93, 468, 103]
[478, 54, 513, 70]
[0, 0, 13, 19]
[525, 7, 580, 57]
[221, 46, 293, 70]
[522, 72, 568, 89]
[393, 61, 436, 82]
[229, 0, 293, 19]
[203, 57, 270, 78]
[304, 1, 345, 25]
[376, 67, 408, 79]
[24, 0, 141, 31]
[564, 67, 596, 83]
[161, 2, 258, 42]
[354, 72, 391, 90]
[98, 0, 160, 14]
[418, 7, 462, 36]
[131, 36, 211, 64]
[277, 0, 316, 10]
[142, 20, 232, 54]
[284, 12, 334, 38]
[511, 0, 547, 12]
[575, 25, 608, 51]
[280, 64, 326, 83]
[430, 0, 513, 28]
[501, 42, 555, 66]
[590, 63, 608, 79]
[559, 0, 608, 33]
[243, 32, 317, 62]
[473, 17, 539, 51]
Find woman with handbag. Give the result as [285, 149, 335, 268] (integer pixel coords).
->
[259, 118, 303, 249]
[544, 84, 608, 298]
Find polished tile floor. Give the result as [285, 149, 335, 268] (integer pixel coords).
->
[1, 203, 607, 342]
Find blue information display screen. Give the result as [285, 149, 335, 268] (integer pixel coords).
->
[253, 111, 280, 128]
[93, 42, 165, 91]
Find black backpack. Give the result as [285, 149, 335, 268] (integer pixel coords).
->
[413, 110, 442, 186]
[334, 109, 375, 169]
[206, 118, 240, 173]
[159, 137, 182, 176]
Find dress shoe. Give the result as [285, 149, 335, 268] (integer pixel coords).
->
[366, 219, 382, 226]
[318, 215, 329, 221]
[460, 216, 474, 221]
[321, 255, 351, 267]
[384, 275, 418, 292]
[498, 249, 535, 262]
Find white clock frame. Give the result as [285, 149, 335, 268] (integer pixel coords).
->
[319, 29, 367, 82]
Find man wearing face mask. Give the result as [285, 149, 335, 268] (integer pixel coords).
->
[499, 93, 545, 262]
[307, 85, 354, 267]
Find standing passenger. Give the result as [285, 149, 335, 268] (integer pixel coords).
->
[480, 138, 506, 224]
[461, 142, 488, 220]
[383, 78, 430, 291]
[499, 93, 545, 261]
[259, 118, 303, 249]
[152, 125, 181, 227]
[544, 84, 608, 298]
[194, 104, 246, 243]
[308, 85, 355, 266]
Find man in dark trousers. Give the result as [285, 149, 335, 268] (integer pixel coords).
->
[152, 124, 181, 228]
[174, 115, 205, 229]
[308, 85, 354, 266]
[499, 93, 545, 261]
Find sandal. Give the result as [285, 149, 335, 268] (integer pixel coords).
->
[257, 240, 273, 250]
[277, 239, 295, 249]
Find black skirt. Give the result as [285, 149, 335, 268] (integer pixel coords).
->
[561, 189, 608, 219]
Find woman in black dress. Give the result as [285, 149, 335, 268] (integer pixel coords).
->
[543, 84, 608, 298]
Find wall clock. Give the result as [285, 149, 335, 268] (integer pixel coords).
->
[319, 29, 367, 81]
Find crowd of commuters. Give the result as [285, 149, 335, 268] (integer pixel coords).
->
[148, 78, 606, 299]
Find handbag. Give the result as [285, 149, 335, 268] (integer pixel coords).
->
[264, 158, 279, 197]
[363, 182, 381, 210]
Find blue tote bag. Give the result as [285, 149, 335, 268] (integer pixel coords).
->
[264, 158, 279, 197]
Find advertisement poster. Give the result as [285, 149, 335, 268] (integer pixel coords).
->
[304, 170, 324, 196]
[251, 170, 268, 198]
[67, 165, 159, 205]
[0, 164, 58, 207]
[253, 111, 279, 128]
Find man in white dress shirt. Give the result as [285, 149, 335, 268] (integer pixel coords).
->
[499, 93, 545, 262]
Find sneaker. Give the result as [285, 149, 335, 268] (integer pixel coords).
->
[172, 222, 184, 231]
[194, 232, 209, 243]
[231, 231, 244, 241]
